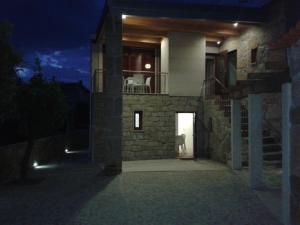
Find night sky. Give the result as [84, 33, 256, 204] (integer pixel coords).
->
[0, 0, 271, 88]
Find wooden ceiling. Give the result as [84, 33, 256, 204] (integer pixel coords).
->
[122, 16, 253, 45]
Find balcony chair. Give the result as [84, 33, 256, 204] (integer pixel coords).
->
[144, 77, 151, 93]
[123, 77, 135, 93]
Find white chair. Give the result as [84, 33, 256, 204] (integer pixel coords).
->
[123, 77, 135, 93]
[144, 77, 151, 93]
[132, 74, 145, 93]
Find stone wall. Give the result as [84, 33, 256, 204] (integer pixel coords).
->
[0, 135, 65, 181]
[122, 95, 202, 160]
[0, 130, 89, 181]
[221, 0, 287, 80]
[91, 93, 105, 162]
[203, 99, 231, 163]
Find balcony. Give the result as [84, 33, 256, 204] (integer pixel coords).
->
[123, 70, 167, 94]
[93, 69, 168, 95]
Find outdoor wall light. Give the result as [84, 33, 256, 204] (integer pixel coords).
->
[33, 161, 38, 168]
[233, 22, 239, 27]
[65, 148, 69, 153]
[122, 14, 127, 20]
[145, 63, 151, 69]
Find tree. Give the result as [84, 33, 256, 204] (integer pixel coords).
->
[0, 22, 22, 123]
[16, 58, 67, 179]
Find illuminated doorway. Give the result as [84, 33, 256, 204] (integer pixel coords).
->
[175, 113, 196, 159]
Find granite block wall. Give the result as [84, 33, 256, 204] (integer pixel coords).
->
[203, 99, 231, 163]
[122, 95, 202, 160]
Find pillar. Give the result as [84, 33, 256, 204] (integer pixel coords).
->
[282, 83, 292, 225]
[248, 94, 264, 189]
[102, 11, 123, 175]
[288, 42, 300, 225]
[231, 99, 242, 170]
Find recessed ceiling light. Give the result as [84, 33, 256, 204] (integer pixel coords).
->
[233, 22, 239, 27]
[217, 41, 221, 45]
[122, 14, 127, 20]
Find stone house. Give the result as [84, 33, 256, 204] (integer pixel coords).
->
[91, 0, 287, 169]
[90, 0, 300, 223]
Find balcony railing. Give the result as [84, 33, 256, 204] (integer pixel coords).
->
[203, 77, 229, 99]
[93, 69, 168, 95]
[122, 70, 167, 95]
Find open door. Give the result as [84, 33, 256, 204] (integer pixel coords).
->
[176, 113, 196, 159]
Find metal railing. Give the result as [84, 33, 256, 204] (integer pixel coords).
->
[122, 70, 168, 95]
[92, 69, 168, 95]
[203, 76, 229, 99]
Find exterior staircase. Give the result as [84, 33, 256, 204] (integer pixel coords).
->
[214, 95, 282, 168]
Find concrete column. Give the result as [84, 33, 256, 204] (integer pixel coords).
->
[102, 12, 123, 175]
[288, 43, 300, 225]
[231, 99, 242, 170]
[248, 94, 264, 189]
[282, 83, 292, 225]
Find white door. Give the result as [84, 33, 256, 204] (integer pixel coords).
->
[176, 113, 195, 158]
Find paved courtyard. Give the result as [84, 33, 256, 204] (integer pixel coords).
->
[0, 160, 282, 225]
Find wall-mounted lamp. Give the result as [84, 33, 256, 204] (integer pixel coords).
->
[122, 14, 127, 20]
[233, 22, 239, 28]
[145, 63, 152, 69]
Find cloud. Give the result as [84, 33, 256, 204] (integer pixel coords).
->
[16, 67, 33, 79]
[19, 47, 90, 88]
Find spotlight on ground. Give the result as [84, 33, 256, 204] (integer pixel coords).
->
[33, 161, 38, 168]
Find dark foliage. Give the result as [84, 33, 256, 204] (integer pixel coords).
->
[15, 58, 67, 179]
[0, 22, 22, 123]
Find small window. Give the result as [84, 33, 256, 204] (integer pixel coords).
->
[251, 47, 258, 64]
[134, 111, 143, 130]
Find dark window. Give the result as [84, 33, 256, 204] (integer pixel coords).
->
[134, 111, 143, 130]
[251, 47, 258, 64]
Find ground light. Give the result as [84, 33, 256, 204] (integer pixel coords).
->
[33, 161, 38, 168]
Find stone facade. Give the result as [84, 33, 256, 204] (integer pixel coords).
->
[91, 93, 105, 163]
[0, 135, 65, 181]
[203, 99, 231, 163]
[122, 95, 202, 160]
[221, 0, 287, 80]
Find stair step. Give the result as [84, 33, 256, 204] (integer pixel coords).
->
[264, 160, 282, 168]
[263, 137, 277, 144]
[263, 152, 282, 161]
[263, 144, 282, 152]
